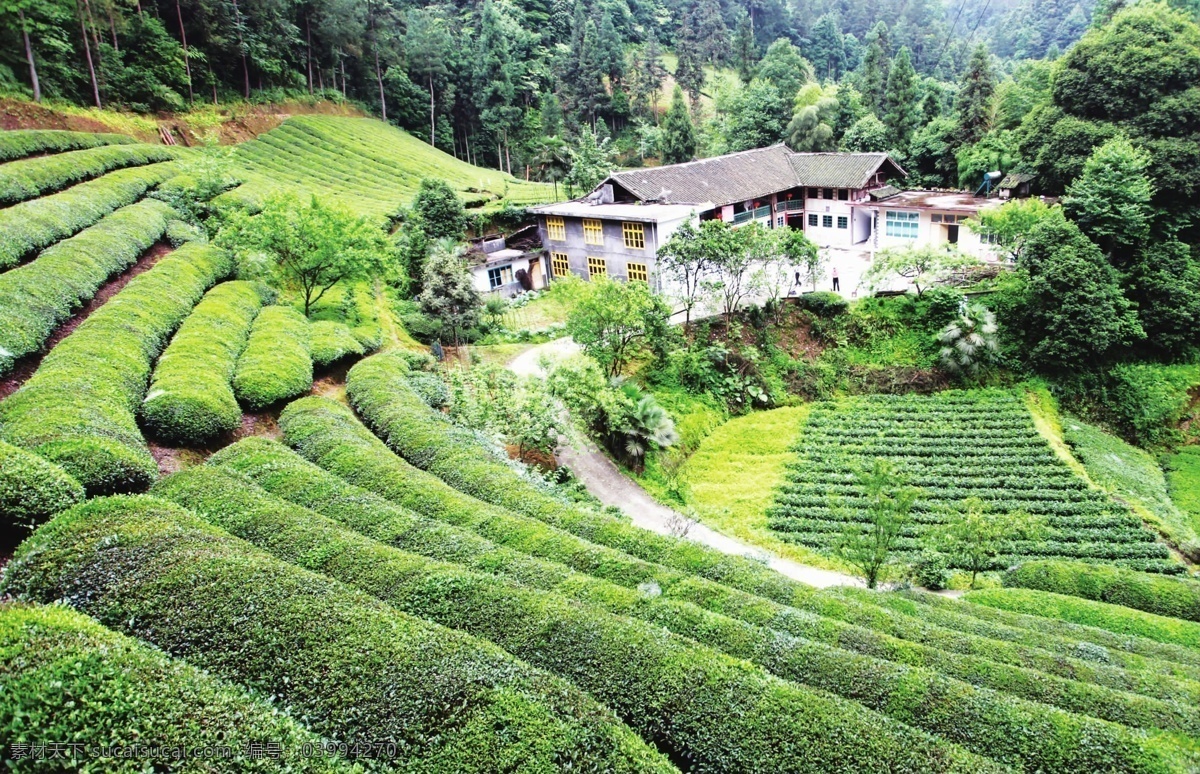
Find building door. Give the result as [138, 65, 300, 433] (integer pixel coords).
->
[946, 224, 959, 244]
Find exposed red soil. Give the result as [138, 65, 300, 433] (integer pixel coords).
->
[0, 98, 127, 135]
[0, 241, 174, 401]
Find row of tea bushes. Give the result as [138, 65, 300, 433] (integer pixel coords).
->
[310, 320, 365, 368]
[0, 440, 84, 539]
[0, 143, 178, 205]
[0, 129, 135, 162]
[0, 199, 175, 376]
[185, 450, 1200, 764]
[1005, 560, 1200, 623]
[0, 161, 178, 269]
[344, 352, 815, 608]
[233, 306, 312, 410]
[0, 243, 230, 494]
[141, 281, 271, 444]
[0, 495, 678, 773]
[0, 604, 353, 772]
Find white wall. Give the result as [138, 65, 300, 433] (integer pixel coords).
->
[473, 255, 532, 296]
[802, 195, 857, 248]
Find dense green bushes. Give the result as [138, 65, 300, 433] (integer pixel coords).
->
[154, 466, 1036, 773]
[0, 129, 134, 162]
[0, 604, 352, 772]
[0, 144, 178, 205]
[309, 320, 365, 367]
[966, 588, 1200, 651]
[345, 352, 816, 607]
[1106, 364, 1200, 447]
[141, 282, 270, 444]
[1, 495, 673, 773]
[0, 243, 230, 494]
[0, 162, 178, 269]
[0, 441, 84, 539]
[1005, 560, 1200, 622]
[233, 306, 312, 410]
[0, 199, 175, 376]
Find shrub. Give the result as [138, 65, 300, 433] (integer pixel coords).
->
[1, 495, 672, 773]
[0, 604, 353, 772]
[164, 219, 204, 246]
[0, 144, 178, 206]
[309, 320, 366, 368]
[152, 460, 1123, 768]
[796, 290, 850, 317]
[0, 199, 175, 376]
[345, 352, 817, 607]
[0, 243, 231, 494]
[0, 129, 135, 162]
[141, 281, 270, 444]
[233, 306, 312, 410]
[0, 161, 179, 269]
[1005, 560, 1200, 623]
[1106, 363, 1200, 447]
[0, 441, 85, 539]
[406, 372, 451, 409]
[966, 587, 1200, 651]
[275, 400, 1200, 719]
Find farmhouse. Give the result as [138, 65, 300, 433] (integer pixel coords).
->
[530, 145, 1003, 292]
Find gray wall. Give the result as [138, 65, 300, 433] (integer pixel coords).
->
[538, 215, 661, 289]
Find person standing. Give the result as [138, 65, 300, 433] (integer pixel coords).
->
[831, 266, 840, 292]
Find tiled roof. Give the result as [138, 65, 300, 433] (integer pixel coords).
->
[603, 146, 904, 206]
[607, 145, 799, 207]
[869, 185, 902, 201]
[998, 172, 1035, 189]
[788, 152, 904, 189]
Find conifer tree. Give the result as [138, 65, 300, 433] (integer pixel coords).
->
[809, 14, 846, 81]
[692, 0, 730, 65]
[858, 21, 891, 114]
[674, 9, 706, 104]
[883, 46, 919, 149]
[661, 85, 697, 163]
[732, 13, 758, 83]
[956, 44, 996, 145]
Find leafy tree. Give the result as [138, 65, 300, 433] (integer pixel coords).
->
[833, 458, 920, 589]
[967, 198, 1066, 262]
[412, 178, 466, 241]
[725, 78, 788, 151]
[1126, 240, 1200, 359]
[661, 86, 697, 163]
[218, 193, 389, 317]
[566, 279, 671, 377]
[908, 116, 960, 187]
[808, 14, 846, 81]
[955, 129, 1021, 189]
[864, 245, 978, 296]
[1062, 136, 1154, 262]
[937, 303, 999, 380]
[705, 222, 778, 318]
[932, 498, 1045, 588]
[787, 84, 839, 151]
[840, 113, 890, 152]
[658, 219, 737, 326]
[404, 7, 452, 147]
[628, 34, 667, 118]
[956, 44, 996, 145]
[417, 242, 482, 348]
[782, 228, 822, 290]
[883, 46, 920, 149]
[563, 127, 615, 196]
[691, 0, 730, 65]
[755, 38, 813, 103]
[1005, 218, 1143, 372]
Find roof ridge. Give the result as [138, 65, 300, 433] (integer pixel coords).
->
[611, 143, 793, 177]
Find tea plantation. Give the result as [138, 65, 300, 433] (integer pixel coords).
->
[4, 125, 1200, 772]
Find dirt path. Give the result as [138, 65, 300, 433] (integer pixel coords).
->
[508, 338, 862, 589]
[0, 242, 173, 401]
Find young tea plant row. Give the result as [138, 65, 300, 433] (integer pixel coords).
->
[0, 129, 135, 163]
[0, 143, 178, 206]
[767, 390, 1177, 572]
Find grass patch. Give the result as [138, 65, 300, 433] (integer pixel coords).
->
[1168, 447, 1200, 534]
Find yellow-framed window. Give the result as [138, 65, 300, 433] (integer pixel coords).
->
[583, 218, 604, 245]
[546, 216, 566, 242]
[622, 221, 645, 250]
[627, 262, 648, 283]
[587, 256, 607, 278]
[551, 252, 570, 277]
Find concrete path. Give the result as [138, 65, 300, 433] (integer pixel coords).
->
[508, 338, 862, 588]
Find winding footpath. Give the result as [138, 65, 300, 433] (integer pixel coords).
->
[508, 338, 862, 589]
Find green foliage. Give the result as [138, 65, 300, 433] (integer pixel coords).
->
[0, 129, 134, 162]
[218, 192, 390, 317]
[0, 143, 178, 206]
[1105, 363, 1200, 447]
[966, 587, 1200, 651]
[769, 390, 1179, 572]
[1169, 447, 1200, 534]
[149, 150, 242, 228]
[756, 38, 813, 101]
[724, 78, 789, 151]
[1126, 240, 1200, 360]
[966, 197, 1065, 262]
[566, 279, 671, 377]
[0, 199, 175, 376]
[411, 177, 466, 240]
[660, 86, 696, 164]
[233, 305, 313, 411]
[416, 244, 481, 345]
[309, 320, 367, 368]
[787, 84, 839, 152]
[563, 127, 615, 196]
[1062, 136, 1154, 260]
[0, 160, 178, 270]
[840, 113, 890, 152]
[931, 497, 1046, 587]
[0, 440, 84, 538]
[141, 281, 268, 444]
[883, 47, 920, 149]
[1, 495, 668, 772]
[1005, 560, 1200, 623]
[956, 45, 996, 145]
[0, 242, 230, 495]
[937, 303, 999, 380]
[0, 604, 350, 773]
[833, 458, 920, 588]
[863, 244, 978, 296]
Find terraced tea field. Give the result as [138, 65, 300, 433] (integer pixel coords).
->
[220, 115, 555, 220]
[768, 390, 1180, 573]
